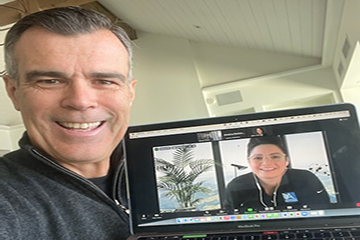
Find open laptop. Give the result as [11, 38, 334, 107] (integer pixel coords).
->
[124, 103, 360, 240]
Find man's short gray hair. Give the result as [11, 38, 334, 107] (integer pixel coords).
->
[4, 6, 133, 82]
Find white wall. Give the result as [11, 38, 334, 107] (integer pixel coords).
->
[0, 125, 25, 153]
[333, 0, 360, 89]
[329, 0, 360, 114]
[341, 87, 360, 112]
[191, 41, 321, 88]
[202, 66, 342, 116]
[9, 125, 25, 150]
[130, 31, 342, 122]
[130, 32, 208, 125]
[0, 127, 11, 151]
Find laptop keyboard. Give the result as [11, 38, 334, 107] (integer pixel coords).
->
[138, 228, 360, 240]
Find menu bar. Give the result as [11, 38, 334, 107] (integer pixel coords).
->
[129, 110, 350, 139]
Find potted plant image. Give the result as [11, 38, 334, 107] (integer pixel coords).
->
[155, 146, 214, 211]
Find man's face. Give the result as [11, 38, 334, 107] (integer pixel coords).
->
[4, 27, 136, 176]
[248, 144, 289, 181]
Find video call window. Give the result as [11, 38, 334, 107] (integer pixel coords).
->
[152, 131, 338, 214]
[220, 132, 337, 204]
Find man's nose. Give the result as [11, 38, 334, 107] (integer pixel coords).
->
[61, 80, 98, 111]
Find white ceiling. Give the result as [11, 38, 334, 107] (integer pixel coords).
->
[0, 0, 344, 127]
[100, 0, 329, 59]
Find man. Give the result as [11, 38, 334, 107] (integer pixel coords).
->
[1, 7, 136, 240]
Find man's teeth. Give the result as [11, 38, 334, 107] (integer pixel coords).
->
[60, 122, 101, 129]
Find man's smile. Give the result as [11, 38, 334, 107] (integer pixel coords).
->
[57, 121, 104, 131]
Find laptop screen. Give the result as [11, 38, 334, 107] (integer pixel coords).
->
[124, 103, 360, 234]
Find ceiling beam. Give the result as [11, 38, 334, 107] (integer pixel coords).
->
[0, 1, 23, 26]
[20, 0, 40, 17]
[0, 0, 96, 26]
[38, 0, 96, 9]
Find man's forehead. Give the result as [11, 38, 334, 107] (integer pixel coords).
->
[13, 27, 130, 80]
[15, 26, 126, 51]
[14, 26, 129, 59]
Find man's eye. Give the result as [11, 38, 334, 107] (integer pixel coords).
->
[94, 79, 123, 89]
[34, 79, 63, 88]
[39, 79, 60, 84]
[96, 80, 114, 85]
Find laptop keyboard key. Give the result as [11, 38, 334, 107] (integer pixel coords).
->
[314, 232, 331, 238]
[333, 232, 350, 237]
[229, 236, 244, 240]
[197, 237, 210, 240]
[262, 234, 278, 240]
[164, 237, 181, 240]
[296, 232, 314, 239]
[212, 236, 227, 240]
[245, 235, 261, 240]
[279, 233, 295, 239]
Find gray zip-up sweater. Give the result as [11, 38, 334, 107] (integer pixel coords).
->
[0, 133, 130, 240]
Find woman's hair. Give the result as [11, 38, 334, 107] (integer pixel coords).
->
[247, 136, 288, 157]
[4, 6, 133, 81]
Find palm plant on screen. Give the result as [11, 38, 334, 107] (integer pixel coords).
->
[155, 145, 214, 210]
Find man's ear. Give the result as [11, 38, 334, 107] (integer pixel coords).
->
[3, 75, 21, 111]
[128, 79, 137, 106]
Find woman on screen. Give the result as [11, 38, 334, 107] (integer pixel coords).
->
[255, 127, 266, 136]
[225, 136, 330, 210]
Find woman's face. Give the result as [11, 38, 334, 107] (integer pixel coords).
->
[248, 144, 289, 182]
[256, 128, 263, 134]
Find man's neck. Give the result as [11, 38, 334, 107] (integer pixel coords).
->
[59, 161, 110, 178]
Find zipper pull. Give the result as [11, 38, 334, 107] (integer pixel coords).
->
[114, 199, 130, 214]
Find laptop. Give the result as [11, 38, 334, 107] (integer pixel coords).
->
[124, 103, 360, 240]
